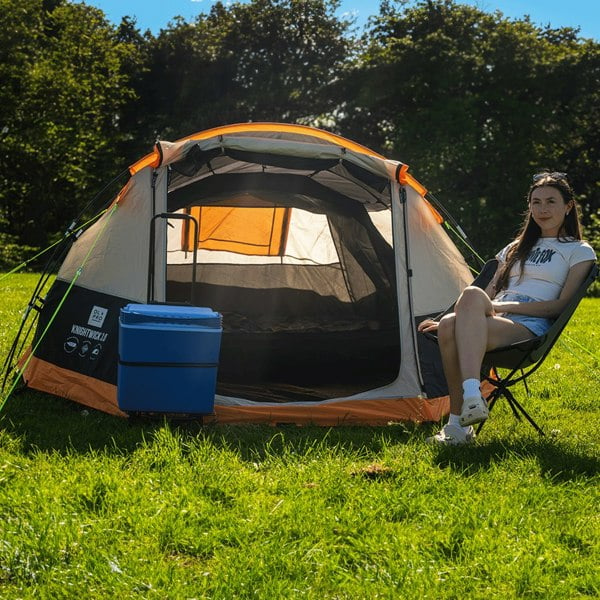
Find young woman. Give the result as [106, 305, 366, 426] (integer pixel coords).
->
[418, 171, 596, 445]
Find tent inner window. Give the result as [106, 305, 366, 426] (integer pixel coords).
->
[182, 206, 291, 256]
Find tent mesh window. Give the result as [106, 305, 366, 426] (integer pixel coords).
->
[164, 147, 399, 402]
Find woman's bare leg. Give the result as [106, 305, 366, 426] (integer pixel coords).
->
[437, 314, 464, 416]
[438, 287, 533, 421]
[453, 286, 533, 378]
[427, 289, 534, 442]
[454, 286, 495, 380]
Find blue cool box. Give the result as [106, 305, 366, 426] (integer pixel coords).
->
[117, 304, 222, 414]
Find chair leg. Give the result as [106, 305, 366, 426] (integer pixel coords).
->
[521, 369, 530, 397]
[502, 387, 545, 436]
[478, 383, 545, 437]
[476, 388, 502, 435]
[488, 385, 522, 422]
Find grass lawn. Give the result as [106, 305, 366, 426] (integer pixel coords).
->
[0, 273, 598, 599]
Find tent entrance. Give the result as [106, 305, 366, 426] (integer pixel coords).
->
[166, 261, 400, 402]
[164, 181, 400, 402]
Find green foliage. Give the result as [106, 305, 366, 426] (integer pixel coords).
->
[583, 213, 600, 296]
[584, 212, 600, 251]
[0, 0, 143, 247]
[0, 0, 598, 265]
[0, 276, 599, 598]
[133, 0, 353, 141]
[339, 0, 599, 258]
[0, 233, 38, 271]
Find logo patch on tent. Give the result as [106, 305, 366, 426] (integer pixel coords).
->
[88, 306, 108, 328]
[71, 324, 109, 342]
[90, 344, 103, 360]
[64, 336, 79, 353]
[79, 340, 92, 358]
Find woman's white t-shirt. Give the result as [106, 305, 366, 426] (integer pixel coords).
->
[495, 238, 596, 301]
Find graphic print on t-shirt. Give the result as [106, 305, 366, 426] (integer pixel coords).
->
[526, 247, 556, 265]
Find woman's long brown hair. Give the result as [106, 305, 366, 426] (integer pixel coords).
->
[494, 173, 582, 295]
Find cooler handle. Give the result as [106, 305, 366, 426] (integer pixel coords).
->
[148, 212, 199, 304]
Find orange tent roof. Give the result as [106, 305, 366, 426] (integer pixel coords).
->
[129, 122, 388, 175]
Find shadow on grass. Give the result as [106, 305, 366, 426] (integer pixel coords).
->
[3, 391, 598, 482]
[0, 389, 416, 458]
[431, 435, 600, 482]
[0, 390, 151, 454]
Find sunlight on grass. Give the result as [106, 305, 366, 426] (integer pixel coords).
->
[0, 273, 598, 598]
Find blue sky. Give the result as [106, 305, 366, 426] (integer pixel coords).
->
[82, 0, 599, 40]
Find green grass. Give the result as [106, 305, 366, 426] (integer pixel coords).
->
[0, 273, 598, 599]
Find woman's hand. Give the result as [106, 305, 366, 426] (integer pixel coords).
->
[491, 300, 510, 314]
[418, 318, 439, 333]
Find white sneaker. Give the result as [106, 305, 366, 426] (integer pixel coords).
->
[426, 423, 475, 446]
[459, 395, 489, 426]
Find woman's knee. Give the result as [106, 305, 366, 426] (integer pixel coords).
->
[437, 314, 455, 343]
[455, 286, 489, 313]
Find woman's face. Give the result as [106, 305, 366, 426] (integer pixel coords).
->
[529, 185, 570, 237]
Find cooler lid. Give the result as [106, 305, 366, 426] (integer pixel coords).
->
[120, 304, 222, 328]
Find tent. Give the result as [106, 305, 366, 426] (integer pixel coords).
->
[13, 123, 477, 425]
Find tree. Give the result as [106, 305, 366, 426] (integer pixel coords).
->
[135, 0, 354, 141]
[337, 0, 599, 258]
[2, 0, 597, 266]
[0, 0, 141, 251]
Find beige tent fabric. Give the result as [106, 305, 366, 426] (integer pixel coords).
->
[56, 167, 168, 302]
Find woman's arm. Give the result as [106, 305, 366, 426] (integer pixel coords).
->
[492, 260, 595, 318]
[485, 267, 501, 299]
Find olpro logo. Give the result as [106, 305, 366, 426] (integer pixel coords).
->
[88, 306, 108, 328]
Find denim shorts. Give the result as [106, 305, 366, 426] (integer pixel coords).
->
[495, 292, 554, 337]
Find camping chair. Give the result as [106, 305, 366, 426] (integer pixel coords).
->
[423, 259, 598, 436]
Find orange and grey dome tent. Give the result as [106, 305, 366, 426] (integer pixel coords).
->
[6, 123, 478, 425]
